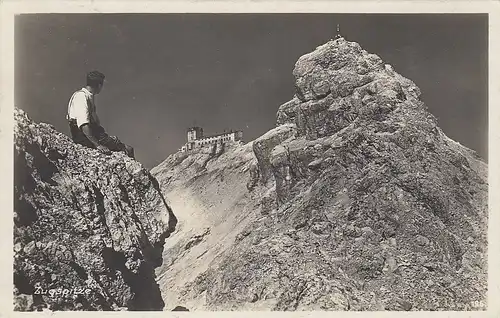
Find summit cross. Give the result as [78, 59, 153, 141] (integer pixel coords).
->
[335, 24, 342, 39]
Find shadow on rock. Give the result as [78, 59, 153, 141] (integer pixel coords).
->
[148, 173, 178, 268]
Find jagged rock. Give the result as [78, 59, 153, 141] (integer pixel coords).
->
[152, 38, 487, 311]
[253, 124, 296, 185]
[246, 162, 260, 191]
[184, 228, 211, 251]
[13, 109, 177, 311]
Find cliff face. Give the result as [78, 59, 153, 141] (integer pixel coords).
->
[152, 38, 487, 311]
[13, 109, 177, 311]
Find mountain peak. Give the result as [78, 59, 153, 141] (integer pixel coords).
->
[278, 38, 425, 140]
[152, 39, 487, 310]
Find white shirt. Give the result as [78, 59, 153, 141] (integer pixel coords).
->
[67, 87, 100, 128]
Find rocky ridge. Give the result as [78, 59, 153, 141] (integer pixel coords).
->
[13, 109, 177, 311]
[152, 37, 487, 311]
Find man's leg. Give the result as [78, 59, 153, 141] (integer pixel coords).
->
[99, 133, 134, 159]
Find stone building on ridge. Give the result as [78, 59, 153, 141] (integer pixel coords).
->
[180, 126, 243, 152]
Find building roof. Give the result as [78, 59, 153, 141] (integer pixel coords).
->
[196, 130, 242, 141]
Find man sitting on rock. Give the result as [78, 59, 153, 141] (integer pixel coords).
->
[67, 71, 134, 158]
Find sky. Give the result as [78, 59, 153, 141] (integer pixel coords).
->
[15, 14, 488, 169]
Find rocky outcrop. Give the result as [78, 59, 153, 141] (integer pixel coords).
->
[13, 109, 177, 311]
[153, 37, 487, 311]
[253, 124, 296, 186]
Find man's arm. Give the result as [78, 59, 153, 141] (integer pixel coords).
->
[81, 124, 111, 155]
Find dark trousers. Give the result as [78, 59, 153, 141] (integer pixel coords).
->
[68, 120, 127, 152]
[68, 119, 95, 148]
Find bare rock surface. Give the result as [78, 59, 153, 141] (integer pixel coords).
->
[152, 37, 487, 311]
[13, 109, 177, 311]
